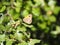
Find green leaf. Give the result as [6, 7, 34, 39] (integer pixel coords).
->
[44, 6, 51, 11]
[6, 39, 13, 45]
[0, 34, 5, 42]
[13, 13, 20, 20]
[0, 6, 6, 12]
[0, 13, 4, 24]
[51, 26, 60, 38]
[53, 7, 60, 15]
[49, 16, 56, 22]
[14, 2, 22, 7]
[38, 15, 44, 21]
[17, 26, 26, 32]
[9, 8, 14, 15]
[28, 39, 41, 45]
[32, 7, 40, 16]
[56, 26, 60, 33]
[22, 23, 33, 28]
[15, 7, 20, 13]
[2, 15, 10, 24]
[51, 31, 58, 38]
[31, 26, 37, 31]
[37, 22, 47, 29]
[22, 10, 29, 17]
[18, 41, 28, 45]
[14, 31, 24, 40]
[34, 0, 41, 6]
[0, 24, 5, 31]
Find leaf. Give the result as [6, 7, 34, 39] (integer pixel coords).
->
[32, 7, 40, 16]
[18, 41, 28, 45]
[38, 15, 44, 21]
[28, 39, 41, 45]
[22, 23, 33, 28]
[6, 39, 13, 45]
[14, 31, 24, 40]
[22, 10, 29, 17]
[0, 13, 4, 24]
[0, 6, 6, 12]
[2, 15, 10, 24]
[37, 22, 47, 29]
[0, 42, 4, 45]
[0, 24, 5, 31]
[34, 0, 41, 6]
[56, 26, 60, 33]
[13, 13, 20, 20]
[53, 7, 60, 15]
[15, 7, 20, 13]
[44, 6, 51, 12]
[14, 2, 22, 7]
[51, 26, 60, 38]
[2, 2, 10, 5]
[17, 26, 26, 32]
[0, 34, 5, 42]
[31, 26, 37, 31]
[49, 16, 56, 22]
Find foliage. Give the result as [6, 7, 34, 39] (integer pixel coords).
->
[0, 0, 60, 45]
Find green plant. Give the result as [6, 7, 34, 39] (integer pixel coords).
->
[0, 0, 60, 45]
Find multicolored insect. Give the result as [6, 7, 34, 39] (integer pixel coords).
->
[23, 14, 32, 24]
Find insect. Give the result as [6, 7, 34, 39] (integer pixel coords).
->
[23, 14, 32, 24]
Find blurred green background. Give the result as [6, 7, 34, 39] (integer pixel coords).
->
[0, 0, 60, 45]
